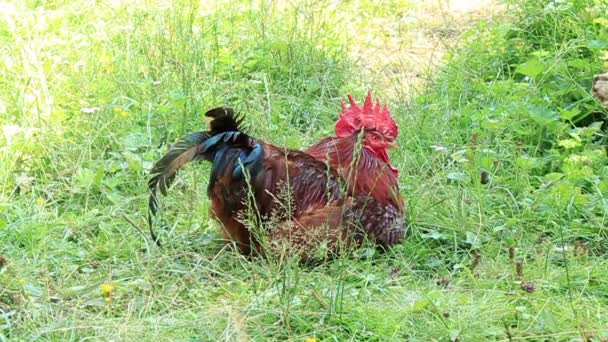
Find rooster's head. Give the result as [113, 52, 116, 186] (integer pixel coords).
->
[335, 91, 399, 175]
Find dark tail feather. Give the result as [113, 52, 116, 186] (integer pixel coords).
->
[148, 131, 209, 247]
[205, 107, 245, 133]
[147, 106, 248, 246]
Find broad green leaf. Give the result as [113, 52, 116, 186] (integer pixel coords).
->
[544, 172, 564, 182]
[75, 168, 96, 188]
[566, 59, 587, 70]
[516, 156, 542, 169]
[421, 230, 447, 240]
[558, 139, 580, 149]
[528, 106, 559, 126]
[465, 231, 481, 249]
[123, 152, 143, 173]
[516, 58, 546, 78]
[559, 108, 579, 120]
[447, 172, 470, 182]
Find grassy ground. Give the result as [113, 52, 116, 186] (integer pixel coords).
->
[2, 0, 608, 340]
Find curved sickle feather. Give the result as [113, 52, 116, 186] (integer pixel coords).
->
[148, 131, 209, 247]
[147, 106, 247, 247]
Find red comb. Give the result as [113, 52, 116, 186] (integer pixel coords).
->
[335, 91, 398, 140]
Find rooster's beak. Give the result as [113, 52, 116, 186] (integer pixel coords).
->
[387, 141, 397, 149]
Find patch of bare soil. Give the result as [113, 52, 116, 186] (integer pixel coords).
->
[350, 0, 506, 99]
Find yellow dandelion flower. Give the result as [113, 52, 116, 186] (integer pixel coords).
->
[119, 110, 129, 117]
[603, 60, 608, 69]
[113, 107, 121, 113]
[100, 283, 115, 295]
[35, 197, 45, 206]
[304, 338, 318, 342]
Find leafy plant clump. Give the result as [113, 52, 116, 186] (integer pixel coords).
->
[406, 0, 608, 247]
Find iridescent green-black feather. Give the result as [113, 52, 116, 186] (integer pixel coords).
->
[147, 107, 255, 246]
[148, 131, 209, 245]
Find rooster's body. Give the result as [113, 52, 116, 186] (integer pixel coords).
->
[149, 106, 404, 258]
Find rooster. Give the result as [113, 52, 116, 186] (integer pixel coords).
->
[148, 95, 405, 258]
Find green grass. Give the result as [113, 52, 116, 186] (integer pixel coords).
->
[2, 0, 608, 340]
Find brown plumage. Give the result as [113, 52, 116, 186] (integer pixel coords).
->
[148, 105, 405, 258]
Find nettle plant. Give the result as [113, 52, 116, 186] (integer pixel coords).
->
[507, 2, 608, 232]
[537, 124, 608, 223]
[424, 0, 608, 246]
